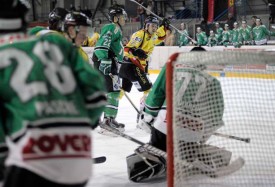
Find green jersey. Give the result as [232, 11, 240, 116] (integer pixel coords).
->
[178, 30, 189, 46]
[94, 23, 124, 62]
[252, 25, 275, 41]
[145, 65, 167, 117]
[208, 35, 218, 46]
[196, 32, 208, 46]
[145, 63, 224, 141]
[0, 33, 106, 183]
[216, 27, 224, 42]
[231, 28, 239, 43]
[222, 30, 232, 42]
[239, 26, 252, 42]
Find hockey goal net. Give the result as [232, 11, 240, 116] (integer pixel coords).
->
[166, 51, 275, 187]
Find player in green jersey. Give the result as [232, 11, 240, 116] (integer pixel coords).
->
[92, 5, 128, 133]
[0, 1, 106, 186]
[126, 47, 235, 182]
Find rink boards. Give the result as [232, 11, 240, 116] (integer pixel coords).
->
[83, 45, 275, 79]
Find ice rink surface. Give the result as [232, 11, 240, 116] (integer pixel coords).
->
[86, 74, 275, 187]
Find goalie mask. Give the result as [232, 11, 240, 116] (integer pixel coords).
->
[0, 0, 30, 33]
[48, 7, 68, 31]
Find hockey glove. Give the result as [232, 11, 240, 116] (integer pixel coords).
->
[99, 60, 112, 75]
[160, 18, 170, 29]
[131, 48, 148, 59]
[137, 112, 154, 133]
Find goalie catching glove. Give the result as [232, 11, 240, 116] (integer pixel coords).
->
[137, 111, 154, 133]
[131, 48, 148, 59]
[99, 60, 112, 75]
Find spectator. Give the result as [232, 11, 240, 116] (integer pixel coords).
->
[146, 0, 154, 16]
[157, 9, 164, 17]
[251, 15, 257, 29]
[70, 3, 76, 11]
[231, 22, 240, 47]
[238, 20, 252, 45]
[268, 0, 275, 24]
[178, 22, 189, 47]
[200, 17, 209, 35]
[208, 30, 218, 47]
[137, 0, 146, 29]
[196, 27, 208, 46]
[252, 18, 275, 45]
[164, 28, 175, 46]
[226, 13, 236, 30]
[214, 22, 223, 43]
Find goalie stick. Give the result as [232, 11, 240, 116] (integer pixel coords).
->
[129, 98, 251, 143]
[93, 156, 107, 164]
[100, 123, 166, 158]
[214, 132, 250, 143]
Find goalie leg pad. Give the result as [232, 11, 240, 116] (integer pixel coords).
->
[126, 147, 166, 182]
[194, 144, 232, 177]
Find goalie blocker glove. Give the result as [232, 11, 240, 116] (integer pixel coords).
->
[131, 48, 148, 59]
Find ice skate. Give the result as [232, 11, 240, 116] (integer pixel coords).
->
[98, 117, 125, 136]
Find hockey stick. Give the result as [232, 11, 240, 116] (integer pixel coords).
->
[109, 73, 140, 113]
[100, 123, 167, 158]
[128, 0, 196, 43]
[93, 156, 107, 164]
[213, 132, 251, 143]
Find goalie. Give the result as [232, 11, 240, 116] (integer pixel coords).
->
[127, 48, 242, 182]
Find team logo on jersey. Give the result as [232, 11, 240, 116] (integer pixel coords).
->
[134, 37, 142, 42]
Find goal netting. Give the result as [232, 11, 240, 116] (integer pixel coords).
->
[166, 51, 275, 187]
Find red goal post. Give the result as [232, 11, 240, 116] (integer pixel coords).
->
[166, 51, 275, 187]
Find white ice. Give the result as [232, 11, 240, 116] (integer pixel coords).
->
[86, 74, 275, 187]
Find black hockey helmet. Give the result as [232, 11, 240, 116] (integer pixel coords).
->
[144, 16, 159, 27]
[64, 11, 92, 27]
[0, 0, 30, 33]
[108, 5, 127, 22]
[48, 7, 68, 31]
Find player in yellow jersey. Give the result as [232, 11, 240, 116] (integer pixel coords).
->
[119, 15, 170, 127]
[82, 29, 100, 47]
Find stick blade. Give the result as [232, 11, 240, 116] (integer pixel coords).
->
[93, 156, 107, 164]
